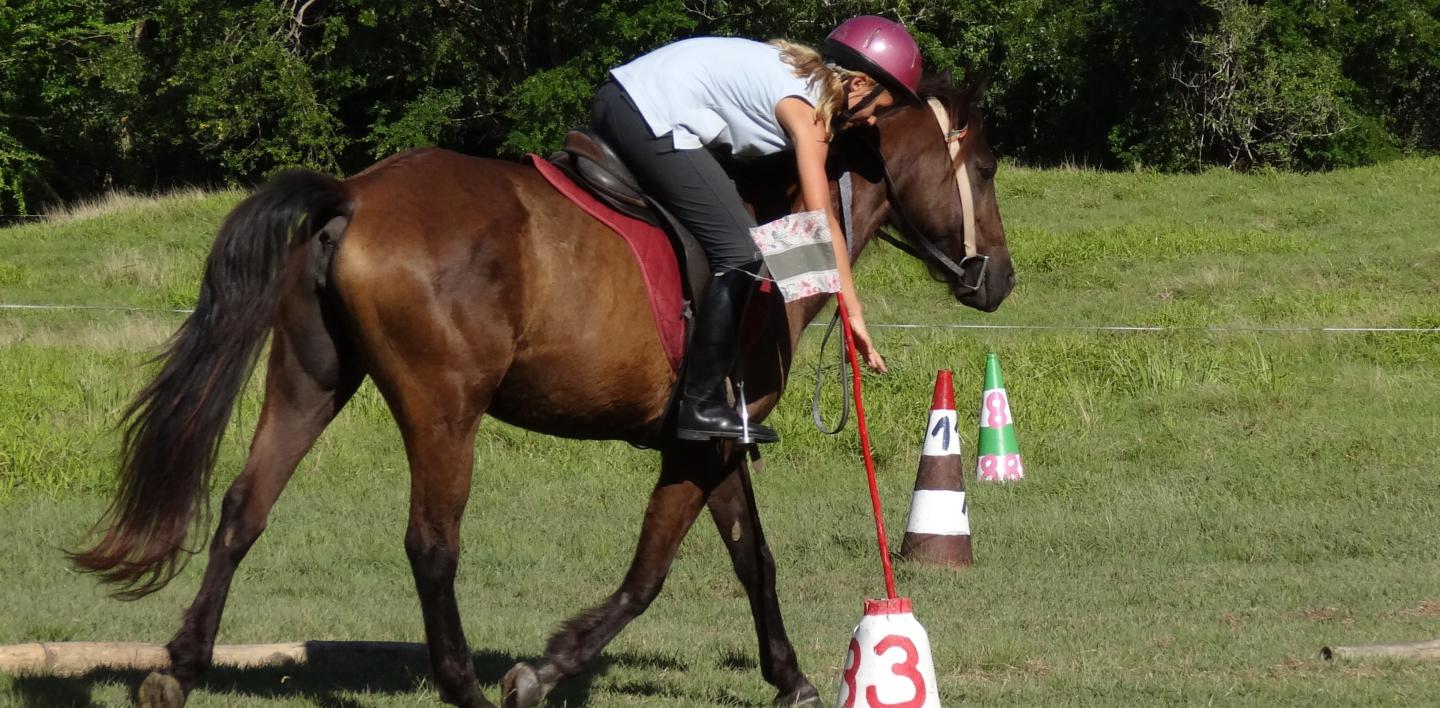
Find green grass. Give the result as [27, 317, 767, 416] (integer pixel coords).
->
[3, 161, 1439, 706]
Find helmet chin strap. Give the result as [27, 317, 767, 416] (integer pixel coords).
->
[831, 85, 887, 135]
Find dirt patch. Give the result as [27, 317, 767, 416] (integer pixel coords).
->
[1300, 607, 1354, 625]
[1265, 657, 1426, 680]
[1394, 600, 1440, 619]
[1265, 657, 1316, 677]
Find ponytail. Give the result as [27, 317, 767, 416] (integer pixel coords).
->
[769, 39, 858, 138]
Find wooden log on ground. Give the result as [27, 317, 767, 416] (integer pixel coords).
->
[1321, 639, 1440, 662]
[0, 641, 427, 677]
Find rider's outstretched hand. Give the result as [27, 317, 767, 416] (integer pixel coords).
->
[847, 315, 888, 373]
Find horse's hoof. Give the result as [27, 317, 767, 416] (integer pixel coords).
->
[500, 663, 552, 708]
[462, 694, 499, 708]
[138, 671, 186, 708]
[775, 683, 822, 707]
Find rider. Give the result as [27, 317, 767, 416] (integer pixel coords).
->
[590, 16, 922, 443]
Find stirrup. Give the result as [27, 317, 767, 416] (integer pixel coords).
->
[675, 422, 779, 444]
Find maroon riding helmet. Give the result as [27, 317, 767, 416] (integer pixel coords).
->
[823, 15, 924, 105]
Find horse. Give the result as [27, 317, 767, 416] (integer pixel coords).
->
[70, 74, 1013, 708]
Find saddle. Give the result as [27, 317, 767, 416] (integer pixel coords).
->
[548, 130, 711, 305]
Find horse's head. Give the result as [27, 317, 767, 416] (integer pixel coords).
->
[860, 73, 1015, 312]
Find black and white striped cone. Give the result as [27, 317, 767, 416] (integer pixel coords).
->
[899, 370, 973, 567]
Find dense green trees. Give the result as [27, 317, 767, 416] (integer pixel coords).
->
[1, 0, 1436, 213]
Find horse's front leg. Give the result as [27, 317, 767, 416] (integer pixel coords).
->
[501, 442, 720, 708]
[707, 454, 820, 706]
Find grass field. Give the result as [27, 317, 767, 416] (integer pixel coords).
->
[2, 159, 1439, 706]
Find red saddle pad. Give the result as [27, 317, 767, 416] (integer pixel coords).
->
[526, 155, 685, 372]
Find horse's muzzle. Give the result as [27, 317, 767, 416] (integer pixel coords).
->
[951, 255, 989, 295]
[954, 255, 1014, 312]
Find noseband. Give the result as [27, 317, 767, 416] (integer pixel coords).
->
[868, 98, 989, 294]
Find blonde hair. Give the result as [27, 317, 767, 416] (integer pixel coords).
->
[770, 39, 860, 136]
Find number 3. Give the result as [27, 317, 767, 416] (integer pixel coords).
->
[841, 639, 861, 707]
[840, 634, 927, 708]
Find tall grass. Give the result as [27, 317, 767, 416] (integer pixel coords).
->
[43, 188, 216, 225]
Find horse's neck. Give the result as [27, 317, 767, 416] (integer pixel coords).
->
[833, 171, 890, 267]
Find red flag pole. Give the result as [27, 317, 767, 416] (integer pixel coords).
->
[835, 294, 898, 600]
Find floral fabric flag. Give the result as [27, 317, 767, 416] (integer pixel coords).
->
[748, 210, 841, 302]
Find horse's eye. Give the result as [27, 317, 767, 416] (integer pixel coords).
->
[978, 163, 997, 181]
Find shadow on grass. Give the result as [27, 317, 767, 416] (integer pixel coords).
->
[598, 649, 768, 707]
[5, 643, 729, 707]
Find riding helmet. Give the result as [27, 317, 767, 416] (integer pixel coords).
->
[823, 16, 924, 104]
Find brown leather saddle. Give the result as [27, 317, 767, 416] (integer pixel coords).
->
[548, 129, 710, 305]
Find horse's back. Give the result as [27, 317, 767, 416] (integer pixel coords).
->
[330, 148, 674, 442]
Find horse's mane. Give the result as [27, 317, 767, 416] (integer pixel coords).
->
[918, 74, 971, 103]
[915, 74, 978, 124]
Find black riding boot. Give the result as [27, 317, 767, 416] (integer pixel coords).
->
[675, 267, 780, 443]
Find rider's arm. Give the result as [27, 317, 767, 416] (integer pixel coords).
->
[775, 97, 887, 372]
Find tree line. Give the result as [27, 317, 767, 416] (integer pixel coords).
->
[2, 0, 1436, 214]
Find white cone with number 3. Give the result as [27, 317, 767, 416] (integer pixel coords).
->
[838, 597, 940, 708]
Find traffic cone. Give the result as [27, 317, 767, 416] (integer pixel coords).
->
[976, 353, 1024, 482]
[899, 370, 972, 566]
[837, 597, 940, 708]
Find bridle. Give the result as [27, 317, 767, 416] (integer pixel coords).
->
[867, 97, 989, 294]
[815, 96, 992, 435]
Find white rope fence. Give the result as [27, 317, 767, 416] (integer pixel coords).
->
[0, 303, 193, 314]
[856, 323, 1440, 334]
[3, 302, 1438, 334]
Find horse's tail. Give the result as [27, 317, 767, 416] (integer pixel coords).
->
[70, 170, 351, 599]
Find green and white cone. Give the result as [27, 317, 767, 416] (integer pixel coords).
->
[976, 353, 1024, 482]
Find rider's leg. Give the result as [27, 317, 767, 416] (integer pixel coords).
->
[672, 260, 776, 442]
[591, 82, 778, 443]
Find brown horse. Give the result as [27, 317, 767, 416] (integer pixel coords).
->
[71, 75, 1012, 707]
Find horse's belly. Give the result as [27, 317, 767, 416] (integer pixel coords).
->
[488, 343, 674, 441]
[485, 236, 677, 441]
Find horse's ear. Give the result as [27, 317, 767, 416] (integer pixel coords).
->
[965, 71, 993, 107]
[939, 68, 955, 86]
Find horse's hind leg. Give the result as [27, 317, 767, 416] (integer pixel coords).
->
[396, 407, 494, 708]
[139, 290, 363, 707]
[707, 458, 819, 706]
[501, 444, 720, 708]
[365, 339, 502, 706]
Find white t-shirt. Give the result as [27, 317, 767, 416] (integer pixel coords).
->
[610, 37, 825, 158]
